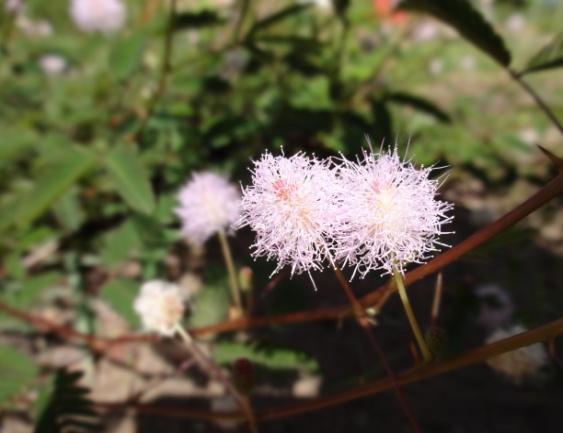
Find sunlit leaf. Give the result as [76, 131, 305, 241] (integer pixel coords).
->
[213, 341, 318, 371]
[99, 278, 140, 328]
[0, 346, 37, 408]
[105, 146, 155, 215]
[7, 147, 96, 230]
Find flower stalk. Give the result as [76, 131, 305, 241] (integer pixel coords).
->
[218, 229, 243, 313]
[393, 268, 432, 363]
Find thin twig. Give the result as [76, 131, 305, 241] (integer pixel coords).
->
[332, 267, 424, 433]
[218, 229, 243, 313]
[175, 325, 258, 433]
[430, 273, 443, 326]
[137, 0, 177, 136]
[508, 68, 563, 136]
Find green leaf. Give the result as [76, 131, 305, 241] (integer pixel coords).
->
[398, 0, 511, 66]
[213, 341, 318, 371]
[5, 272, 63, 309]
[99, 278, 140, 328]
[386, 92, 451, 123]
[105, 146, 155, 214]
[520, 32, 563, 75]
[0, 346, 37, 408]
[249, 4, 311, 36]
[100, 220, 142, 267]
[172, 9, 224, 30]
[52, 188, 85, 232]
[7, 147, 96, 230]
[189, 281, 230, 329]
[110, 33, 146, 80]
[0, 128, 37, 162]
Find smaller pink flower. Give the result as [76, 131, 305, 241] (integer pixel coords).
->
[70, 0, 126, 34]
[175, 171, 241, 245]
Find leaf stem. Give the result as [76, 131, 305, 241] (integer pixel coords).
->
[508, 68, 563, 136]
[393, 268, 432, 363]
[218, 229, 243, 313]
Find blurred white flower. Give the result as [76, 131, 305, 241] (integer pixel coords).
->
[413, 21, 438, 42]
[134, 280, 185, 336]
[475, 284, 514, 329]
[16, 16, 52, 37]
[70, 0, 126, 33]
[459, 55, 476, 71]
[486, 325, 548, 384]
[4, 0, 24, 13]
[506, 14, 526, 33]
[334, 149, 453, 277]
[175, 171, 241, 245]
[235, 152, 343, 278]
[39, 54, 66, 75]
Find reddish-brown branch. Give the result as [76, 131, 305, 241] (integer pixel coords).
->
[95, 316, 563, 423]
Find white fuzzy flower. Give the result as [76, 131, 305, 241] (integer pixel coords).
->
[486, 325, 548, 384]
[235, 152, 343, 278]
[4, 0, 24, 13]
[175, 171, 241, 245]
[16, 16, 52, 37]
[39, 55, 66, 75]
[70, 0, 126, 33]
[334, 149, 453, 278]
[134, 280, 185, 336]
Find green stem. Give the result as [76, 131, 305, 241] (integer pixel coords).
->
[218, 229, 243, 312]
[508, 68, 563, 136]
[393, 268, 432, 363]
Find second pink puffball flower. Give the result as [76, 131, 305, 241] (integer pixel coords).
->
[175, 172, 241, 245]
[70, 0, 126, 33]
[235, 152, 343, 277]
[335, 149, 453, 278]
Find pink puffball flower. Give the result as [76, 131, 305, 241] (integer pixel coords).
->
[134, 280, 186, 337]
[70, 0, 126, 34]
[235, 151, 343, 278]
[335, 148, 453, 278]
[175, 171, 241, 245]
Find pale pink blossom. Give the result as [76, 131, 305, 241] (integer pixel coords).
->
[235, 152, 343, 278]
[134, 280, 185, 336]
[175, 171, 241, 245]
[70, 0, 126, 33]
[334, 148, 453, 277]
